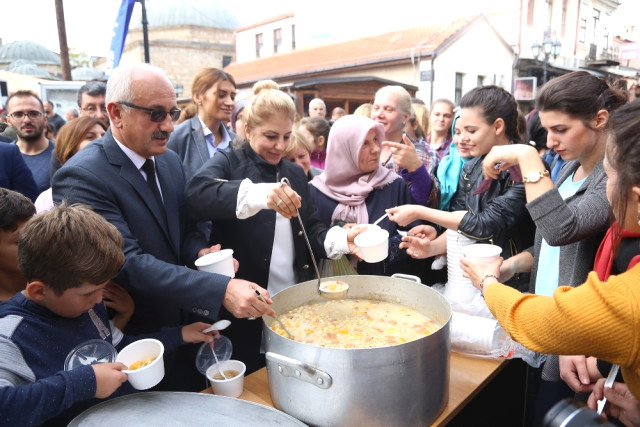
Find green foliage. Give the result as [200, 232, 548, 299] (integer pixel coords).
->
[68, 48, 90, 68]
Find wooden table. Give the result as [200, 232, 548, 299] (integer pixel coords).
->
[203, 352, 508, 426]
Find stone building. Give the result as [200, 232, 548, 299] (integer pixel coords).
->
[120, 0, 240, 100]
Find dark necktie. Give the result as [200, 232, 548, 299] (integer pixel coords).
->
[141, 159, 166, 220]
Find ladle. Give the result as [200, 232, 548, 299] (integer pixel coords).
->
[280, 177, 348, 299]
[256, 290, 296, 339]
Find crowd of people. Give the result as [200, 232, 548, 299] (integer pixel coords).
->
[1, 62, 640, 426]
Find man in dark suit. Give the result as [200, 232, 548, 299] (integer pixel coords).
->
[0, 142, 38, 202]
[52, 63, 274, 391]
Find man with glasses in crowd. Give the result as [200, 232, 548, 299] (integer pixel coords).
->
[77, 81, 109, 126]
[50, 81, 110, 179]
[53, 63, 274, 392]
[5, 91, 54, 194]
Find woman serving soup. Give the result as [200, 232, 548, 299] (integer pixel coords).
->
[185, 80, 362, 373]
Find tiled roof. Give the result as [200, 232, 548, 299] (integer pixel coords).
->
[225, 15, 478, 84]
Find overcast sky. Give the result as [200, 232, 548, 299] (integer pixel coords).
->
[1, 0, 637, 57]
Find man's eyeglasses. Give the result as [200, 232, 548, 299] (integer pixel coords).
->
[8, 111, 44, 120]
[81, 105, 108, 114]
[118, 101, 181, 122]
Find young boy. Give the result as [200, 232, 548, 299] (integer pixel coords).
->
[0, 203, 215, 426]
[0, 188, 35, 301]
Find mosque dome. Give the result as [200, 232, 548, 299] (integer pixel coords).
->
[71, 66, 105, 81]
[0, 40, 61, 65]
[5, 60, 56, 79]
[130, 0, 240, 30]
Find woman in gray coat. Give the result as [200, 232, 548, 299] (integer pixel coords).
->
[480, 70, 628, 425]
[167, 68, 236, 180]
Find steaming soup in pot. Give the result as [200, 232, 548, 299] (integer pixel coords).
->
[271, 298, 440, 348]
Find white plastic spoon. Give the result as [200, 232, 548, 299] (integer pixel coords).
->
[201, 319, 231, 334]
[372, 212, 388, 226]
[210, 340, 228, 380]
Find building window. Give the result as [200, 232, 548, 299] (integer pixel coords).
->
[578, 17, 587, 43]
[291, 24, 296, 50]
[455, 73, 464, 105]
[477, 75, 485, 87]
[256, 33, 263, 58]
[222, 55, 232, 68]
[274, 28, 282, 54]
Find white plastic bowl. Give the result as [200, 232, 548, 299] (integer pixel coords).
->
[195, 249, 235, 277]
[206, 359, 246, 398]
[354, 228, 389, 263]
[117, 339, 165, 390]
[461, 243, 502, 264]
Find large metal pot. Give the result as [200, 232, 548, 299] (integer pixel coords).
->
[263, 274, 452, 427]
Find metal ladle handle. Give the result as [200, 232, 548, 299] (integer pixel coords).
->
[280, 177, 322, 293]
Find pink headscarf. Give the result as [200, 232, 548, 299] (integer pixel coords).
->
[310, 115, 398, 225]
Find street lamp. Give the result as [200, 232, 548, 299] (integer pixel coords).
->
[532, 37, 562, 84]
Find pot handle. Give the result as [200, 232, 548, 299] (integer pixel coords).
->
[265, 352, 332, 389]
[391, 273, 422, 283]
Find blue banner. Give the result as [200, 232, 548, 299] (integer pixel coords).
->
[105, 0, 137, 76]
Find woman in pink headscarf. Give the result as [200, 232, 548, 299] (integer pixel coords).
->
[309, 114, 426, 277]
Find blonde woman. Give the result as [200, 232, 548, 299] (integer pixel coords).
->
[186, 80, 361, 373]
[283, 129, 322, 181]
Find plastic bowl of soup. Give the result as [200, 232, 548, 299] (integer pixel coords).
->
[206, 359, 246, 398]
[116, 339, 165, 390]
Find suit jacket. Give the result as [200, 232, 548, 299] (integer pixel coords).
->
[0, 142, 38, 202]
[167, 116, 235, 180]
[52, 130, 230, 390]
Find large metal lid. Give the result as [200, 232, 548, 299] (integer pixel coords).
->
[69, 392, 307, 426]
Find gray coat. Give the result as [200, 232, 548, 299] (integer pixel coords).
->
[527, 158, 611, 293]
[167, 116, 235, 180]
[526, 158, 611, 382]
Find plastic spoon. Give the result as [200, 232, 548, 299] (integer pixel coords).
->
[597, 364, 620, 415]
[372, 212, 388, 226]
[201, 319, 231, 334]
[210, 339, 228, 380]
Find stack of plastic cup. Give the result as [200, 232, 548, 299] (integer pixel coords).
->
[443, 229, 481, 307]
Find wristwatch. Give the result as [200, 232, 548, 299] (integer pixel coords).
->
[522, 170, 550, 183]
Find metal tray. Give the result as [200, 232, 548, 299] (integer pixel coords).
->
[69, 392, 307, 426]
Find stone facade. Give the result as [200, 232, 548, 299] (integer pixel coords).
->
[120, 25, 236, 100]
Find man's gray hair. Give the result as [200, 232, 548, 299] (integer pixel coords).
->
[106, 63, 172, 105]
[308, 98, 326, 109]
